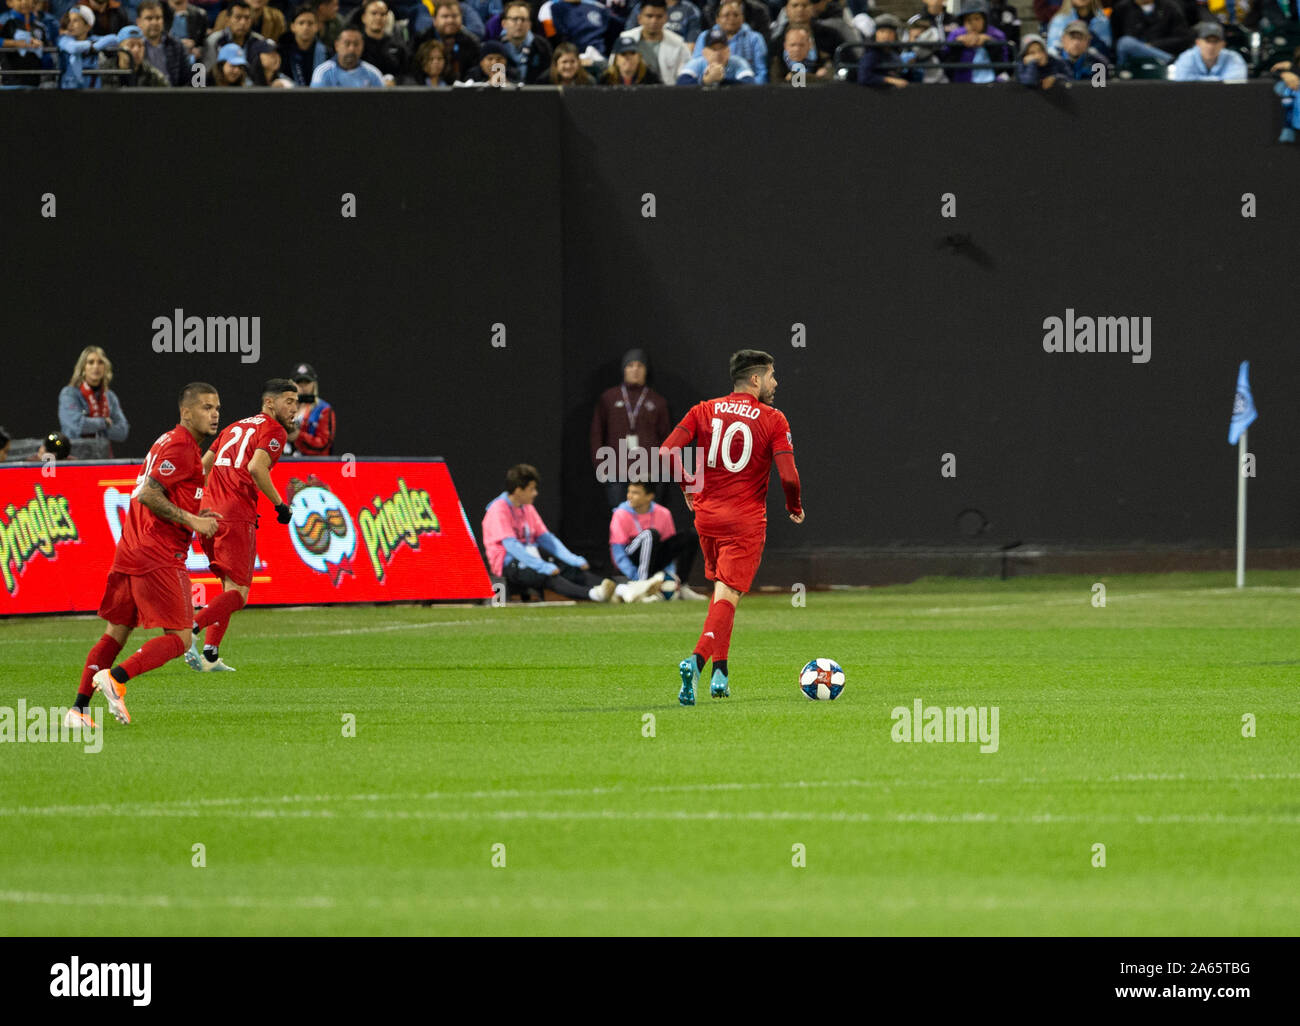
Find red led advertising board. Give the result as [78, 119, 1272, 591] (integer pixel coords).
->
[0, 458, 493, 615]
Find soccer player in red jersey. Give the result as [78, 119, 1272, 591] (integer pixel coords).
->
[659, 350, 804, 704]
[185, 379, 298, 672]
[67, 383, 222, 728]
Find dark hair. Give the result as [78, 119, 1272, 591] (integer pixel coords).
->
[229, 0, 252, 12]
[626, 480, 656, 496]
[416, 37, 446, 71]
[362, 0, 388, 14]
[292, 5, 319, 21]
[137, 0, 163, 15]
[639, 0, 667, 8]
[504, 0, 532, 13]
[730, 349, 774, 386]
[262, 378, 298, 400]
[44, 432, 71, 461]
[179, 382, 219, 408]
[505, 463, 539, 493]
[338, 24, 363, 37]
[549, 41, 594, 83]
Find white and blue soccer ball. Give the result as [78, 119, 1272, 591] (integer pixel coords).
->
[799, 658, 845, 701]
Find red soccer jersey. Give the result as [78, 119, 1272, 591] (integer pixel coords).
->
[204, 414, 288, 523]
[112, 425, 205, 574]
[671, 392, 795, 534]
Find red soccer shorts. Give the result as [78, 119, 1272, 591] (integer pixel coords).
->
[698, 528, 766, 594]
[201, 519, 257, 588]
[98, 565, 193, 630]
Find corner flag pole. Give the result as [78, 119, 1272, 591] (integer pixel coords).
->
[1229, 361, 1257, 590]
[1236, 430, 1247, 589]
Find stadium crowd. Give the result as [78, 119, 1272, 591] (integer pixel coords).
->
[1, 0, 1298, 88]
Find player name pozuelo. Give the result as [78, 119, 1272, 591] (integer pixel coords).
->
[150, 309, 261, 364]
[49, 957, 151, 1006]
[1041, 309, 1152, 364]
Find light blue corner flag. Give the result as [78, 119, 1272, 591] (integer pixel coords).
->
[1229, 361, 1257, 445]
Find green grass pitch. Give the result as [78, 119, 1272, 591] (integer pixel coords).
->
[1, 571, 1297, 936]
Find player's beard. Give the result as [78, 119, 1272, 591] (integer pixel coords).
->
[760, 387, 777, 407]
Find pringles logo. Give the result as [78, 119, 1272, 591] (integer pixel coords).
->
[358, 477, 441, 583]
[1, 486, 80, 595]
[286, 475, 356, 585]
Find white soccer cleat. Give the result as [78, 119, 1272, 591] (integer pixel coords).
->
[93, 669, 131, 725]
[588, 578, 617, 602]
[677, 583, 707, 601]
[639, 592, 665, 602]
[198, 656, 236, 672]
[63, 708, 97, 731]
[184, 634, 203, 671]
[617, 572, 664, 604]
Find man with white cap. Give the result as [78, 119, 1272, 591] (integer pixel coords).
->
[57, 4, 112, 88]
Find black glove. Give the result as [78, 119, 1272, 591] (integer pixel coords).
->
[275, 502, 292, 524]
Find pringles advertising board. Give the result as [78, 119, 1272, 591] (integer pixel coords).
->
[0, 458, 493, 615]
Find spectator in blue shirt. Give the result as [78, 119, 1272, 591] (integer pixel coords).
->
[59, 346, 129, 454]
[541, 0, 623, 58]
[1050, 18, 1109, 79]
[629, 0, 700, 44]
[310, 23, 387, 82]
[1045, 0, 1110, 58]
[1170, 21, 1247, 80]
[677, 22, 755, 80]
[694, 0, 766, 80]
[56, 4, 109, 86]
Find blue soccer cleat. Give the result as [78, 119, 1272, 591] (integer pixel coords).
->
[710, 669, 730, 699]
[678, 657, 698, 706]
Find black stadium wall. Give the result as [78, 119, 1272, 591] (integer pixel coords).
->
[4, 85, 1298, 585]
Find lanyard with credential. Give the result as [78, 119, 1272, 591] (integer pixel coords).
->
[620, 385, 647, 432]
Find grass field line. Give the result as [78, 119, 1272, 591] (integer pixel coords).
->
[4, 771, 1296, 819]
[0, 890, 336, 910]
[4, 806, 1297, 825]
[4, 890, 1293, 918]
[910, 587, 1300, 615]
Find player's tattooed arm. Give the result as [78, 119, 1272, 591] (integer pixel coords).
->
[137, 478, 220, 538]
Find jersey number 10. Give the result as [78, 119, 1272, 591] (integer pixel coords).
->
[706, 418, 753, 473]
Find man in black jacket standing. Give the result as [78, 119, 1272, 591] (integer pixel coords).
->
[1110, 0, 1192, 68]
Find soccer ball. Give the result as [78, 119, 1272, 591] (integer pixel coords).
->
[799, 658, 845, 701]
